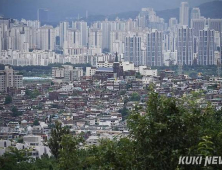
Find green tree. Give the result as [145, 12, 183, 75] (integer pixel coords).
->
[0, 147, 31, 170]
[25, 89, 41, 99]
[48, 121, 70, 159]
[0, 148, 58, 170]
[127, 90, 222, 169]
[32, 155, 58, 170]
[4, 95, 12, 104]
[80, 138, 135, 169]
[58, 134, 84, 170]
[135, 72, 143, 79]
[11, 106, 22, 117]
[33, 119, 40, 126]
[119, 107, 130, 120]
[130, 92, 140, 101]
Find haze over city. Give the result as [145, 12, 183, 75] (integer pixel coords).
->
[0, 0, 213, 21]
[1, 0, 222, 169]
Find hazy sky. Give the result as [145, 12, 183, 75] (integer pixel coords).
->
[0, 0, 212, 20]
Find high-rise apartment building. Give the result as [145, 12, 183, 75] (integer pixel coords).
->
[67, 29, 81, 48]
[37, 25, 55, 51]
[198, 28, 215, 65]
[208, 19, 222, 33]
[191, 18, 206, 37]
[191, 8, 201, 20]
[72, 21, 88, 47]
[0, 18, 10, 50]
[101, 20, 112, 51]
[179, 2, 189, 26]
[89, 29, 102, 48]
[146, 29, 163, 66]
[177, 25, 194, 65]
[169, 18, 178, 29]
[124, 35, 142, 66]
[110, 31, 126, 53]
[59, 21, 69, 48]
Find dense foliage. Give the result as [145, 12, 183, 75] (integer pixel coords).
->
[1, 90, 222, 169]
[4, 95, 12, 105]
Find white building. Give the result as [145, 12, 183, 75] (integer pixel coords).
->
[59, 21, 69, 48]
[37, 25, 55, 51]
[0, 66, 23, 92]
[96, 61, 113, 68]
[146, 29, 163, 66]
[0, 140, 12, 156]
[23, 135, 42, 146]
[198, 28, 215, 65]
[179, 2, 189, 26]
[139, 66, 157, 76]
[67, 29, 81, 48]
[72, 21, 88, 47]
[89, 29, 102, 48]
[191, 18, 206, 37]
[124, 35, 143, 66]
[86, 67, 96, 77]
[120, 61, 135, 71]
[191, 8, 201, 20]
[177, 25, 194, 65]
[52, 65, 83, 83]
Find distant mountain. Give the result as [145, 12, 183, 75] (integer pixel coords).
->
[199, 1, 222, 19]
[157, 1, 222, 22]
[0, 0, 220, 24]
[82, 1, 222, 24]
[0, 0, 212, 22]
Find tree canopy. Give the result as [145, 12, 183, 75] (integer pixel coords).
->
[4, 95, 12, 105]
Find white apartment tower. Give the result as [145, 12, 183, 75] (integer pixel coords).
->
[72, 21, 88, 47]
[169, 18, 178, 29]
[208, 19, 222, 33]
[124, 35, 142, 66]
[110, 31, 126, 53]
[101, 20, 112, 51]
[191, 8, 201, 20]
[146, 30, 163, 66]
[191, 18, 206, 37]
[89, 29, 102, 48]
[177, 25, 194, 65]
[38, 25, 55, 51]
[67, 29, 81, 48]
[59, 21, 69, 48]
[179, 2, 189, 26]
[198, 28, 215, 65]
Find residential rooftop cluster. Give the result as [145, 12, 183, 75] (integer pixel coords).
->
[0, 59, 222, 158]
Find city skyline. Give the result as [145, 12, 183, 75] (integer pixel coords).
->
[0, 0, 215, 21]
[1, 1, 222, 68]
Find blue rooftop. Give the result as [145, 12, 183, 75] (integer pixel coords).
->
[96, 67, 113, 72]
